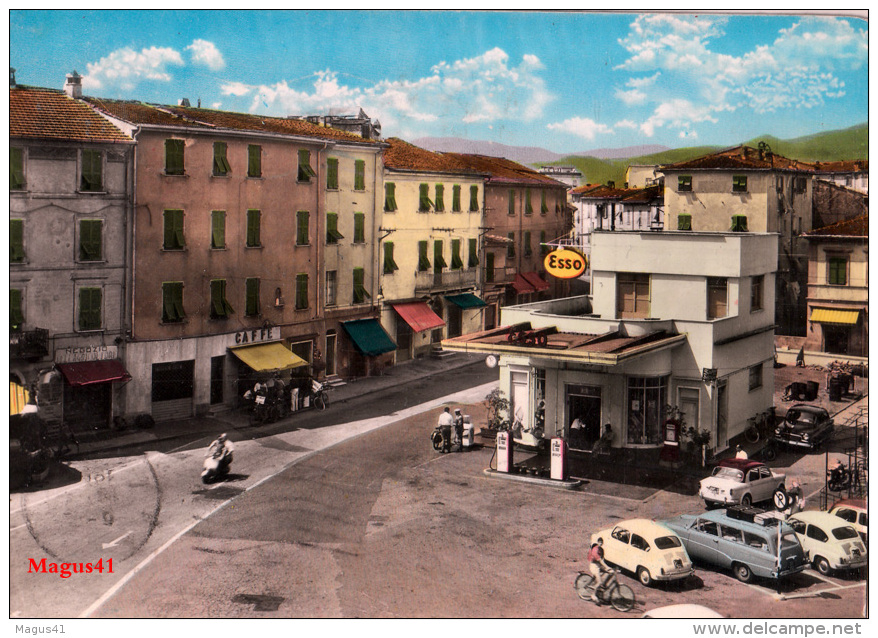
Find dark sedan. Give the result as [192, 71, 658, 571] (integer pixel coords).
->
[775, 404, 834, 450]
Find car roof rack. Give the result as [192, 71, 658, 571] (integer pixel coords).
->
[725, 506, 782, 527]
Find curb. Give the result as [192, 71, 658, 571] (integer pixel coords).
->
[482, 468, 583, 490]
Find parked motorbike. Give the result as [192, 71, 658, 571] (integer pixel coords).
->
[828, 465, 851, 492]
[201, 436, 234, 484]
[431, 425, 449, 452]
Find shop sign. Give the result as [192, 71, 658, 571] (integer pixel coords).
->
[544, 248, 587, 279]
[55, 345, 118, 364]
[234, 326, 275, 344]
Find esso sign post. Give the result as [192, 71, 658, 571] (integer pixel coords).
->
[544, 249, 587, 279]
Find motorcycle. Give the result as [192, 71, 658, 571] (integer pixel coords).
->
[828, 464, 851, 492]
[201, 445, 233, 484]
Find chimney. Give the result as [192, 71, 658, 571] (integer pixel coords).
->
[64, 70, 82, 98]
[607, 180, 615, 189]
[178, 98, 191, 107]
[10, 67, 16, 87]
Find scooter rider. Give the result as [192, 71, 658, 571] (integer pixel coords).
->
[438, 407, 454, 453]
[208, 433, 234, 467]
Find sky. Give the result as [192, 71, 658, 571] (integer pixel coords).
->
[8, 9, 870, 154]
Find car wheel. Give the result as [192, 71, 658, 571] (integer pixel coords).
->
[637, 567, 653, 587]
[733, 562, 753, 583]
[741, 493, 753, 507]
[813, 556, 832, 576]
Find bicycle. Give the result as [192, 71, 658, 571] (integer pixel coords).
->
[574, 569, 635, 612]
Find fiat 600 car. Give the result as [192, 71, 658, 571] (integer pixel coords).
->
[591, 519, 695, 586]
[699, 459, 786, 509]
[788, 511, 867, 575]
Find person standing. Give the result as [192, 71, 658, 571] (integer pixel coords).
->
[788, 479, 805, 514]
[438, 407, 454, 453]
[735, 444, 748, 460]
[453, 408, 464, 452]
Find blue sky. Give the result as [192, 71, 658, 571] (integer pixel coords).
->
[9, 10, 869, 154]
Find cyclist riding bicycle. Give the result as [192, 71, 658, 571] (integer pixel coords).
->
[587, 537, 613, 603]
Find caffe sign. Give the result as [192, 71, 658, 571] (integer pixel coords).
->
[544, 248, 587, 279]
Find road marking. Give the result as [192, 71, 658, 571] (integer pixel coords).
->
[775, 581, 866, 601]
[102, 530, 133, 549]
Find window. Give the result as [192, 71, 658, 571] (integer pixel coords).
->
[525, 189, 533, 215]
[540, 230, 548, 256]
[677, 175, 692, 192]
[80, 150, 103, 191]
[417, 241, 430, 271]
[325, 270, 337, 306]
[751, 275, 764, 311]
[10, 219, 25, 262]
[677, 214, 692, 231]
[508, 189, 516, 215]
[352, 267, 370, 304]
[326, 158, 339, 190]
[523, 231, 532, 257]
[469, 185, 479, 212]
[298, 149, 317, 182]
[434, 184, 445, 211]
[326, 213, 343, 244]
[485, 252, 495, 282]
[211, 211, 226, 249]
[707, 277, 728, 319]
[419, 184, 433, 212]
[354, 160, 365, 191]
[630, 534, 649, 551]
[296, 211, 310, 246]
[732, 175, 748, 193]
[730, 214, 748, 232]
[353, 212, 365, 243]
[617, 273, 650, 318]
[246, 210, 261, 247]
[210, 279, 234, 319]
[806, 525, 829, 543]
[384, 182, 397, 212]
[541, 190, 548, 214]
[383, 242, 399, 274]
[247, 145, 262, 178]
[163, 210, 185, 250]
[79, 220, 103, 261]
[627, 375, 667, 444]
[434, 240, 447, 272]
[212, 142, 230, 176]
[793, 176, 808, 193]
[245, 278, 260, 316]
[77, 287, 102, 331]
[10, 289, 24, 331]
[507, 232, 515, 258]
[165, 139, 185, 175]
[162, 282, 185, 323]
[295, 273, 308, 310]
[10, 147, 25, 190]
[450, 239, 463, 270]
[468, 238, 479, 267]
[748, 363, 763, 391]
[452, 185, 461, 212]
[828, 257, 848, 285]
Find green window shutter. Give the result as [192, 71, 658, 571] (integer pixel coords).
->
[433, 240, 447, 271]
[384, 183, 397, 212]
[540, 230, 548, 256]
[298, 149, 317, 181]
[326, 158, 339, 190]
[78, 287, 102, 330]
[246, 210, 261, 247]
[468, 238, 479, 267]
[507, 232, 515, 258]
[10, 219, 25, 262]
[79, 220, 103, 261]
[677, 214, 692, 231]
[452, 185, 461, 212]
[354, 160, 365, 191]
[353, 267, 371, 303]
[829, 258, 847, 285]
[353, 212, 365, 243]
[678, 175, 692, 192]
[524, 231, 532, 256]
[730, 214, 748, 232]
[485, 252, 495, 283]
[245, 278, 260, 316]
[162, 282, 185, 323]
[541, 190, 548, 214]
[10, 289, 24, 330]
[732, 175, 748, 192]
[450, 239, 463, 270]
[164, 210, 185, 249]
[525, 189, 533, 214]
[211, 211, 226, 248]
[296, 211, 310, 245]
[248, 145, 262, 177]
[435, 184, 445, 211]
[383, 242, 399, 274]
[295, 274, 309, 310]
[165, 139, 184, 175]
[326, 212, 344, 244]
[10, 148, 24, 190]
[418, 240, 431, 271]
[508, 189, 516, 215]
[80, 150, 103, 191]
[470, 185, 479, 212]
[210, 279, 233, 319]
[419, 184, 434, 212]
[213, 142, 230, 176]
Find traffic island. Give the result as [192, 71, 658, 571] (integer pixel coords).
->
[482, 467, 583, 490]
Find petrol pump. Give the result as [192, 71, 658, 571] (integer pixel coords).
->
[496, 430, 513, 472]
[659, 418, 681, 463]
[551, 437, 567, 480]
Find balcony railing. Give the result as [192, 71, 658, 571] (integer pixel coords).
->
[415, 268, 478, 293]
[10, 327, 49, 360]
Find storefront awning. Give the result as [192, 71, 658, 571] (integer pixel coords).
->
[810, 308, 860, 325]
[392, 302, 446, 332]
[521, 272, 550, 292]
[342, 319, 397, 356]
[57, 360, 132, 386]
[511, 273, 536, 294]
[444, 293, 487, 309]
[229, 341, 308, 372]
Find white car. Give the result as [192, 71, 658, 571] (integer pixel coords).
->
[787, 511, 867, 575]
[591, 519, 695, 586]
[699, 459, 786, 508]
[642, 604, 724, 618]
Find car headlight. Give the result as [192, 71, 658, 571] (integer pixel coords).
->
[775, 428, 781, 435]
[802, 433, 809, 441]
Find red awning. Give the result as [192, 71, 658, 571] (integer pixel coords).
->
[511, 273, 536, 294]
[521, 272, 550, 292]
[392, 302, 446, 332]
[57, 360, 131, 386]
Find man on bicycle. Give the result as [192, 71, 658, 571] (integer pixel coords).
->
[587, 537, 613, 603]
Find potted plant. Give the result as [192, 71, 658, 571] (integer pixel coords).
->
[482, 388, 511, 439]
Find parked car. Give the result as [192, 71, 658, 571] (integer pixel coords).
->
[774, 404, 834, 451]
[662, 507, 806, 583]
[642, 604, 724, 619]
[787, 511, 867, 575]
[591, 519, 695, 586]
[699, 459, 786, 508]
[827, 499, 867, 544]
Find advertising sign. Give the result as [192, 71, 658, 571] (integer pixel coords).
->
[544, 248, 587, 279]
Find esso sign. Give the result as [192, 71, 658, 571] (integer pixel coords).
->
[544, 249, 587, 279]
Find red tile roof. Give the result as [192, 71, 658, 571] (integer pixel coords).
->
[572, 183, 662, 203]
[383, 137, 485, 176]
[809, 160, 868, 173]
[10, 86, 132, 143]
[662, 145, 814, 172]
[804, 215, 868, 238]
[443, 152, 569, 188]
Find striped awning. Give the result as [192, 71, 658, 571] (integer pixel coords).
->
[229, 341, 308, 372]
[810, 308, 861, 325]
[392, 302, 445, 332]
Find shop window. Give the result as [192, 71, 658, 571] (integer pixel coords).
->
[213, 142, 230, 176]
[353, 267, 370, 304]
[210, 279, 234, 319]
[617, 273, 650, 318]
[326, 158, 339, 190]
[627, 375, 667, 445]
[247, 145, 262, 178]
[245, 278, 260, 316]
[384, 183, 397, 212]
[78, 287, 102, 331]
[162, 282, 185, 323]
[246, 210, 261, 247]
[295, 273, 308, 310]
[78, 220, 103, 261]
[211, 211, 226, 249]
[707, 277, 728, 319]
[298, 149, 317, 182]
[296, 211, 310, 246]
[163, 210, 185, 250]
[165, 139, 185, 175]
[80, 150, 103, 191]
[354, 160, 365, 191]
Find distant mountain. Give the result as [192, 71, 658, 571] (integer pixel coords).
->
[411, 137, 672, 164]
[575, 145, 670, 159]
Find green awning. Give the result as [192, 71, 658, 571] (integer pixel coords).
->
[342, 319, 397, 356]
[444, 293, 487, 309]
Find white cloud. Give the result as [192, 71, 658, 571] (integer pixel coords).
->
[614, 119, 637, 129]
[616, 88, 647, 106]
[83, 46, 183, 91]
[186, 39, 225, 71]
[221, 81, 252, 97]
[546, 117, 612, 140]
[639, 99, 717, 137]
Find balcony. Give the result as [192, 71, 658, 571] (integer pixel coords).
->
[10, 328, 49, 360]
[415, 268, 478, 293]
